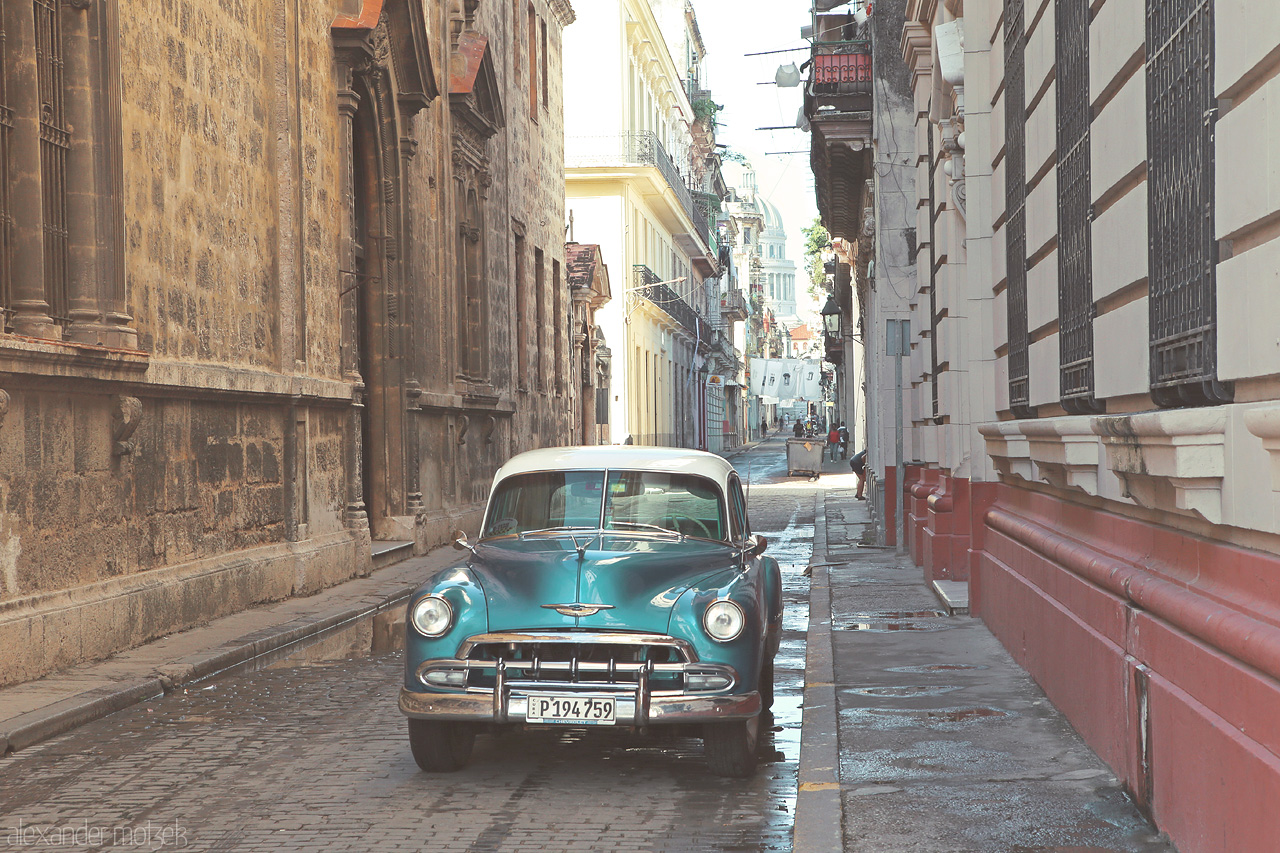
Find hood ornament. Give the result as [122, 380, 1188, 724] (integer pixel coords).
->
[542, 603, 615, 618]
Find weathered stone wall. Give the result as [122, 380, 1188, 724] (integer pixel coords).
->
[0, 0, 578, 686]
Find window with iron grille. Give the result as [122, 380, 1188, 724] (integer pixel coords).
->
[928, 127, 940, 423]
[1004, 0, 1033, 418]
[35, 0, 70, 326]
[1146, 0, 1230, 406]
[1056, 0, 1102, 414]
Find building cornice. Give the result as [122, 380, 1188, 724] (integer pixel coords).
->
[548, 0, 575, 28]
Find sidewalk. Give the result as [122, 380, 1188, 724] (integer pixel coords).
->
[796, 472, 1174, 852]
[0, 547, 462, 756]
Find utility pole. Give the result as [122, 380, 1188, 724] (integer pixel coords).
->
[887, 318, 909, 554]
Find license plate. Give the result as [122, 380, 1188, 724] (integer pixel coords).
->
[524, 693, 616, 725]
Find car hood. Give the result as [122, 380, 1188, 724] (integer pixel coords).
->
[471, 535, 740, 635]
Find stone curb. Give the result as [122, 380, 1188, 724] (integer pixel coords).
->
[0, 553, 461, 756]
[794, 490, 844, 853]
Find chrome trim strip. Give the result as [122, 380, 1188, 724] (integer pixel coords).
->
[456, 631, 698, 661]
[541, 603, 616, 617]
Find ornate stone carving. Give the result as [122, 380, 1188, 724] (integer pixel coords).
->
[0, 390, 9, 428]
[111, 396, 143, 457]
[457, 414, 469, 445]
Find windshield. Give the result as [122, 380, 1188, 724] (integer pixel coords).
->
[481, 469, 727, 541]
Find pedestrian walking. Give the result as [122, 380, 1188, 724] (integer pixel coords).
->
[826, 425, 841, 462]
[838, 424, 849, 460]
[849, 448, 866, 499]
[793, 418, 805, 438]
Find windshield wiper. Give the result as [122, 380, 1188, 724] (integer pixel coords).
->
[519, 526, 598, 538]
[605, 521, 682, 538]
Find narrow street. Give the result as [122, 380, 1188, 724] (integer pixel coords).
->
[0, 436, 1173, 852]
[0, 441, 815, 853]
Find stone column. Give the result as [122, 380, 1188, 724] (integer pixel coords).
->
[4, 1, 56, 338]
[62, 0, 102, 344]
[336, 65, 367, 529]
[96, 0, 134, 348]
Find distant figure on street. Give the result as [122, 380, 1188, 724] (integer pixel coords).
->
[838, 424, 849, 459]
[760, 418, 768, 438]
[793, 419, 804, 438]
[826, 425, 841, 461]
[849, 449, 867, 499]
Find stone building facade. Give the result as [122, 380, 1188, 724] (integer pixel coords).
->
[0, 0, 575, 686]
[876, 0, 1280, 849]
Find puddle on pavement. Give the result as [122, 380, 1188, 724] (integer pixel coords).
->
[840, 610, 949, 632]
[886, 663, 989, 673]
[841, 705, 1012, 730]
[841, 621, 950, 632]
[843, 685, 962, 698]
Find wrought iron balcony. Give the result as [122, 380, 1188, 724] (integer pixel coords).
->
[720, 289, 748, 322]
[632, 265, 714, 344]
[811, 40, 872, 97]
[568, 132, 709, 248]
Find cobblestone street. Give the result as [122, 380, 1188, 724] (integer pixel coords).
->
[0, 449, 815, 853]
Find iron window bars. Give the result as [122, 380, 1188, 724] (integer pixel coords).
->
[1145, 0, 1231, 407]
[1056, 0, 1103, 413]
[1004, 0, 1034, 418]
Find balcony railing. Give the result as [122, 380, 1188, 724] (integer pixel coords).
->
[811, 40, 872, 97]
[568, 132, 709, 247]
[632, 265, 714, 344]
[720, 289, 748, 321]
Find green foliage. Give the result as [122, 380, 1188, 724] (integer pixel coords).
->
[693, 98, 724, 122]
[721, 149, 747, 164]
[802, 218, 833, 299]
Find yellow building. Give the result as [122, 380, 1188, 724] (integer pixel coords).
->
[563, 0, 721, 447]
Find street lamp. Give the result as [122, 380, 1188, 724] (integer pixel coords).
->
[820, 293, 840, 339]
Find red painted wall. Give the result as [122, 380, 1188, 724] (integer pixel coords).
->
[971, 483, 1280, 852]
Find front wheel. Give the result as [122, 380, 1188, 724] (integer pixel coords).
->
[703, 715, 759, 778]
[759, 657, 775, 711]
[408, 719, 475, 772]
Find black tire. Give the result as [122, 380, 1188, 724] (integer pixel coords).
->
[703, 716, 759, 778]
[408, 719, 475, 772]
[759, 657, 775, 711]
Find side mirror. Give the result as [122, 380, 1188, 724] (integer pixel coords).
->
[747, 534, 768, 558]
[451, 529, 474, 553]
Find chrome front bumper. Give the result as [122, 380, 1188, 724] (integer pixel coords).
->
[399, 686, 761, 725]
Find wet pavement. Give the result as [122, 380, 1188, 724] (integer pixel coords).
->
[0, 438, 814, 852]
[794, 437, 1177, 853]
[0, 432, 1179, 851]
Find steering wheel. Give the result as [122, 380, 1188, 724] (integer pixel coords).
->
[667, 514, 714, 539]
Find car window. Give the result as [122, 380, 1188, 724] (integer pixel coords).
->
[482, 471, 605, 537]
[729, 478, 749, 541]
[603, 471, 727, 541]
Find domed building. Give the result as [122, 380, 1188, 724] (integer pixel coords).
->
[757, 195, 800, 324]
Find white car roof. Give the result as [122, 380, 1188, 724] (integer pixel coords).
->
[492, 445, 737, 488]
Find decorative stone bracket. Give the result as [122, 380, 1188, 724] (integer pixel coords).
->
[1093, 409, 1227, 525]
[1021, 416, 1101, 496]
[1244, 404, 1280, 527]
[977, 421, 1035, 482]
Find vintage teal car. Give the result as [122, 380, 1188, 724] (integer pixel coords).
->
[399, 446, 783, 777]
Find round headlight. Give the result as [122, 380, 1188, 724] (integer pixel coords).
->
[703, 600, 745, 642]
[411, 595, 454, 637]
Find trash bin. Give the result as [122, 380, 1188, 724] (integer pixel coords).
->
[786, 437, 824, 479]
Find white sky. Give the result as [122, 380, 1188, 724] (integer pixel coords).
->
[693, 1, 821, 318]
